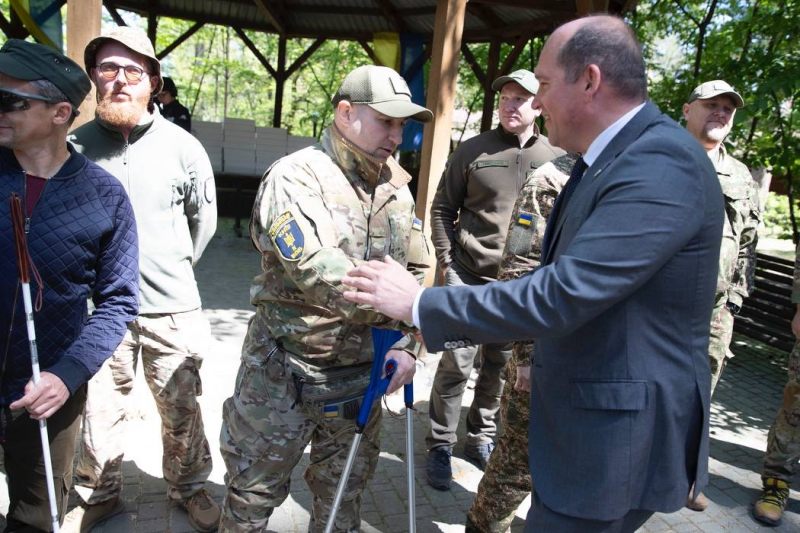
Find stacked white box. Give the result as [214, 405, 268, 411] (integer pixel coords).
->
[287, 135, 317, 155]
[256, 127, 288, 172]
[192, 120, 224, 172]
[223, 118, 256, 175]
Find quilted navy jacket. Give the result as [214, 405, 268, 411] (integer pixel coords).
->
[0, 146, 139, 407]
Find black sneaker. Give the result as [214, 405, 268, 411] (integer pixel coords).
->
[464, 442, 495, 470]
[426, 447, 453, 491]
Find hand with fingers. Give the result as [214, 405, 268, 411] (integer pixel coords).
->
[9, 372, 69, 420]
[343, 255, 422, 322]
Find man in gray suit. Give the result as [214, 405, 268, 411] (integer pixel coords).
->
[342, 14, 723, 532]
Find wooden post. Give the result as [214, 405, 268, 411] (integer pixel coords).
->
[416, 0, 467, 285]
[479, 38, 500, 133]
[66, 0, 102, 129]
[272, 35, 286, 128]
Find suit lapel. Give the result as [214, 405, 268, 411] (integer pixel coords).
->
[542, 101, 662, 264]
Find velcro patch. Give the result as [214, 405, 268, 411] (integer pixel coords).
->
[324, 405, 339, 418]
[412, 218, 422, 231]
[269, 211, 305, 261]
[517, 213, 533, 227]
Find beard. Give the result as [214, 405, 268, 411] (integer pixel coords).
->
[96, 89, 152, 128]
[702, 123, 731, 144]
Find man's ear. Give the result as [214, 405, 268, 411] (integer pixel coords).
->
[51, 102, 75, 126]
[682, 103, 691, 121]
[335, 100, 355, 128]
[583, 64, 601, 101]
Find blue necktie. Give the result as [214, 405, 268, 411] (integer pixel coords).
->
[556, 156, 588, 225]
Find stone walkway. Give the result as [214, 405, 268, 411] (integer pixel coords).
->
[2, 219, 799, 532]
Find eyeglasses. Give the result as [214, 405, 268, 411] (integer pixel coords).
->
[96, 62, 149, 84]
[0, 89, 56, 113]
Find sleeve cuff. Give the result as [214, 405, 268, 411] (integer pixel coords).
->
[412, 288, 425, 329]
[45, 356, 93, 396]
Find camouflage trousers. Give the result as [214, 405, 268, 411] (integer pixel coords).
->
[709, 304, 735, 394]
[219, 349, 382, 533]
[74, 310, 213, 504]
[762, 337, 800, 482]
[427, 262, 512, 450]
[466, 356, 531, 533]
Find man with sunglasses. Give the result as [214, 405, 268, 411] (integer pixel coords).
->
[0, 39, 139, 532]
[64, 27, 219, 533]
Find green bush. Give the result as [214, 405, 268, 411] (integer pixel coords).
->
[762, 192, 799, 240]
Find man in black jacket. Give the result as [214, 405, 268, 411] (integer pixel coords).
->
[158, 76, 191, 132]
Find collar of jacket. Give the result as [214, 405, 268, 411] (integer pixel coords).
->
[495, 124, 540, 149]
[94, 106, 159, 144]
[711, 143, 734, 176]
[323, 124, 410, 189]
[0, 144, 85, 179]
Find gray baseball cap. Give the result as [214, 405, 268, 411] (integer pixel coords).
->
[687, 80, 744, 108]
[84, 26, 163, 95]
[491, 69, 539, 95]
[332, 65, 432, 123]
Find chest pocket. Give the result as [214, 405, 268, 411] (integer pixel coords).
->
[472, 159, 509, 170]
[720, 179, 751, 233]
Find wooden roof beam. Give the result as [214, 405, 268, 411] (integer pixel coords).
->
[459, 43, 487, 89]
[285, 37, 325, 78]
[233, 27, 278, 79]
[253, 0, 285, 34]
[576, 0, 610, 14]
[498, 34, 529, 75]
[471, 0, 574, 9]
[157, 21, 204, 60]
[0, 11, 14, 38]
[358, 40, 378, 64]
[466, 3, 504, 30]
[373, 0, 405, 32]
[104, 2, 128, 26]
[402, 45, 432, 82]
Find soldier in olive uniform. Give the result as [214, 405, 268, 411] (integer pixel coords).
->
[218, 66, 431, 533]
[753, 242, 800, 526]
[683, 80, 760, 511]
[465, 154, 577, 533]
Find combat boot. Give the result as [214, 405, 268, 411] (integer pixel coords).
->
[464, 442, 495, 471]
[426, 446, 453, 491]
[753, 477, 790, 526]
[61, 497, 124, 533]
[182, 488, 221, 532]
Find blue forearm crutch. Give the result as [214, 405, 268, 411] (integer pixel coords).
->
[325, 329, 416, 533]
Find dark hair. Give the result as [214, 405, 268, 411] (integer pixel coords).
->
[557, 15, 648, 102]
[162, 76, 178, 98]
[28, 78, 79, 125]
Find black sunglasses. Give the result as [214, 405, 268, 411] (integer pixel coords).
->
[0, 88, 57, 113]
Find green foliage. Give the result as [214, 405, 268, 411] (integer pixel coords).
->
[762, 191, 798, 239]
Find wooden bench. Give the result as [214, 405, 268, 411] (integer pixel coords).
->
[735, 252, 796, 352]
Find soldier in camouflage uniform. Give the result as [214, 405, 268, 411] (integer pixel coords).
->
[683, 80, 760, 396]
[218, 66, 432, 533]
[465, 153, 577, 533]
[753, 242, 800, 526]
[682, 81, 760, 512]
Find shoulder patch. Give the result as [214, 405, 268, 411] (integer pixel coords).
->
[517, 212, 533, 227]
[269, 211, 305, 261]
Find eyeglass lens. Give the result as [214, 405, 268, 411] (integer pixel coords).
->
[98, 62, 147, 83]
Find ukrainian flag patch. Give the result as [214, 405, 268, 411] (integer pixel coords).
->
[269, 211, 304, 261]
[412, 218, 423, 231]
[324, 405, 339, 418]
[517, 213, 533, 227]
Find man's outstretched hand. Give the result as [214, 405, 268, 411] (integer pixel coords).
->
[9, 372, 69, 420]
[343, 256, 422, 323]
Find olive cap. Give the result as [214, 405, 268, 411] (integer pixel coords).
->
[491, 69, 539, 95]
[84, 26, 163, 94]
[687, 80, 744, 108]
[332, 65, 432, 123]
[0, 39, 90, 107]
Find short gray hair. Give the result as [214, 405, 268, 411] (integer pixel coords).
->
[28, 78, 79, 123]
[557, 16, 648, 103]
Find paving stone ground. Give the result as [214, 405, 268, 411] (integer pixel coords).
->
[2, 218, 799, 532]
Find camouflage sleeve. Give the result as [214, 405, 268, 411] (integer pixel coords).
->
[253, 161, 413, 329]
[498, 153, 575, 366]
[730, 179, 761, 306]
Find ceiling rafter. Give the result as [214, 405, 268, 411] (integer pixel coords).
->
[373, 0, 405, 32]
[233, 26, 278, 78]
[253, 0, 285, 34]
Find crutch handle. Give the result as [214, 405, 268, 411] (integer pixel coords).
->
[356, 358, 396, 429]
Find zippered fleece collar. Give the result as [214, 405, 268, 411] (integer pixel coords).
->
[495, 124, 540, 149]
[322, 124, 410, 189]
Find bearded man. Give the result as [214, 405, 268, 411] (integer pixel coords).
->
[63, 27, 220, 533]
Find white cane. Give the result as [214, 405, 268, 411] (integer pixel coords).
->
[10, 193, 60, 533]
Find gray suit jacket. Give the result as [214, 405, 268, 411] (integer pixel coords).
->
[419, 102, 723, 521]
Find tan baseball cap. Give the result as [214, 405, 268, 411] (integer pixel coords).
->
[332, 65, 432, 123]
[491, 69, 539, 95]
[84, 26, 163, 95]
[687, 80, 744, 108]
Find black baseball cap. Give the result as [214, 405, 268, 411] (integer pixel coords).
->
[0, 39, 91, 108]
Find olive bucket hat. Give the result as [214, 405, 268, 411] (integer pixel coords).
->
[84, 26, 163, 95]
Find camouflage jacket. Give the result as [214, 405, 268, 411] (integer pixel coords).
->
[497, 153, 577, 365]
[247, 125, 430, 372]
[713, 145, 760, 309]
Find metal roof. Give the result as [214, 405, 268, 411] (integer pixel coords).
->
[104, 0, 634, 43]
